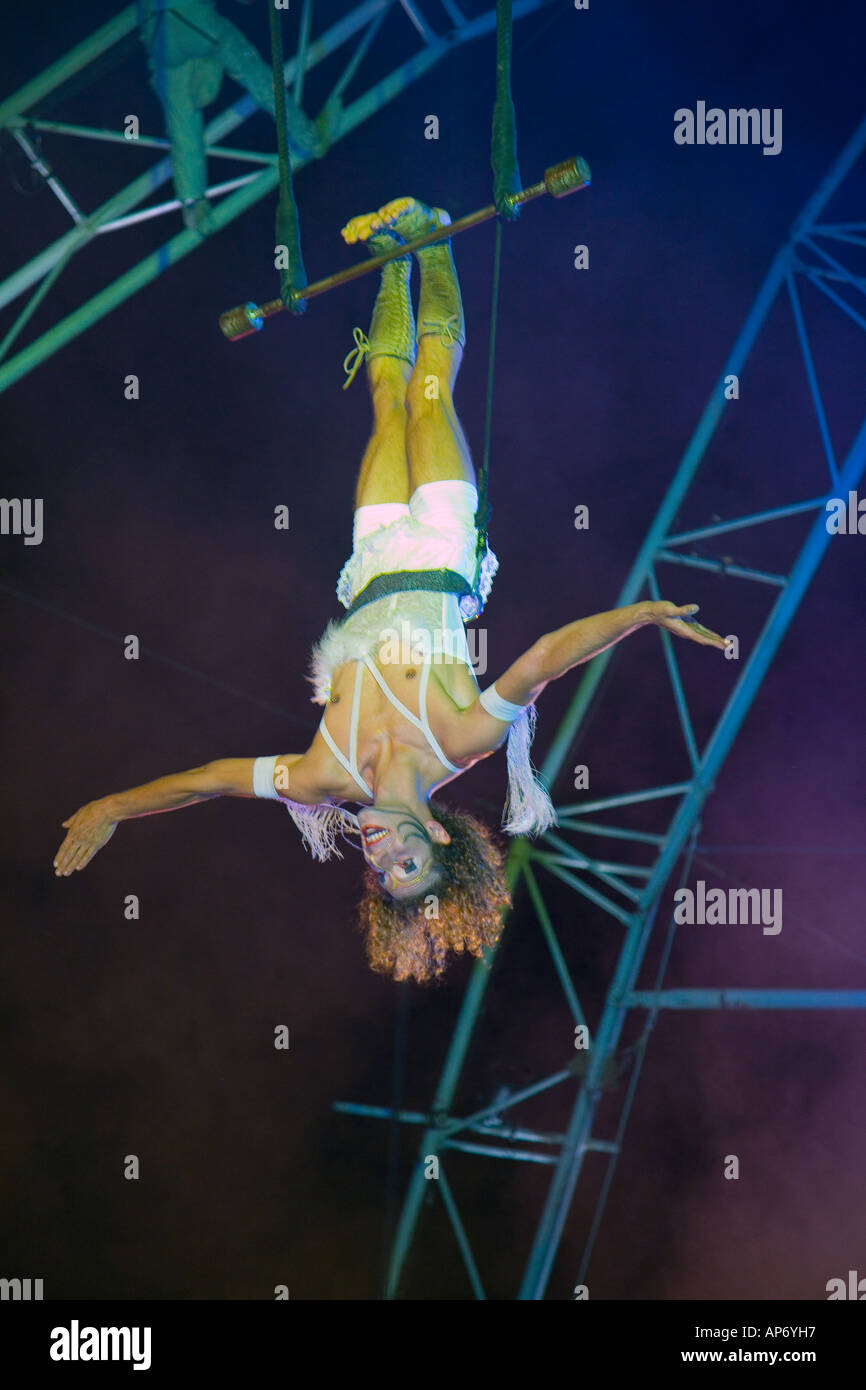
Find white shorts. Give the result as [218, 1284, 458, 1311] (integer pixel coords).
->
[335, 479, 498, 614]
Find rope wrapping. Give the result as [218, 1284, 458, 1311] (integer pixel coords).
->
[473, 217, 502, 585]
[472, 0, 523, 599]
[491, 0, 522, 220]
[268, 0, 307, 313]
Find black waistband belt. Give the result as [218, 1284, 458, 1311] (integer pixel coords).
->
[344, 569, 472, 620]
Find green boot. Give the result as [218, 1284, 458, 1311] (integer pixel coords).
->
[341, 226, 415, 390]
[416, 217, 464, 350]
[362, 197, 465, 349]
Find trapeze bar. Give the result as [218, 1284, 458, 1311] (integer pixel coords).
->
[218, 155, 591, 340]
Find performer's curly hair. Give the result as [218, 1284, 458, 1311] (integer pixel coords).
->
[357, 802, 511, 984]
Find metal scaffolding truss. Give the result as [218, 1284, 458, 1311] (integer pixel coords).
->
[335, 116, 866, 1299]
[0, 0, 553, 394]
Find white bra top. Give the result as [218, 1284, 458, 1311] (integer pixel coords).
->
[317, 650, 462, 798]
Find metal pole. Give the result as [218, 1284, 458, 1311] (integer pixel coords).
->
[628, 990, 866, 1009]
[8, 118, 279, 164]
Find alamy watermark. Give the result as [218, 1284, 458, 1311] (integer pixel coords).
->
[826, 490, 866, 535]
[826, 1270, 866, 1299]
[674, 879, 782, 935]
[377, 619, 487, 675]
[1, 1276, 43, 1300]
[674, 102, 782, 156]
[50, 1321, 151, 1371]
[0, 497, 42, 545]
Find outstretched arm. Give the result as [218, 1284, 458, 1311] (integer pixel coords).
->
[500, 601, 724, 701]
[53, 754, 314, 877]
[449, 601, 726, 764]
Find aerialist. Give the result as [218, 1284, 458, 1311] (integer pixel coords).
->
[54, 197, 725, 981]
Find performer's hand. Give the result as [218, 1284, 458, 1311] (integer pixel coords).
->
[54, 802, 117, 877]
[643, 601, 727, 650]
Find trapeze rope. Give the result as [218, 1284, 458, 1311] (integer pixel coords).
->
[269, 0, 307, 313]
[473, 0, 524, 587]
[492, 0, 523, 221]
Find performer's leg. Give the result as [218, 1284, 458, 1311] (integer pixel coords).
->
[362, 198, 473, 490]
[342, 229, 417, 508]
[354, 357, 412, 508]
[406, 221, 474, 491]
[405, 333, 475, 491]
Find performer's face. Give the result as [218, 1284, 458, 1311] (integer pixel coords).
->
[356, 805, 449, 900]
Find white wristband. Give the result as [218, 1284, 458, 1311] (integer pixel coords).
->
[479, 684, 526, 723]
[252, 755, 280, 799]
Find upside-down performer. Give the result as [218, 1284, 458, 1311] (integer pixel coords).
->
[54, 197, 726, 981]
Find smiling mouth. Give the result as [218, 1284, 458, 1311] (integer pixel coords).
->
[362, 826, 389, 848]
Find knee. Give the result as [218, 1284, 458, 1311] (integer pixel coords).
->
[369, 357, 410, 409]
[409, 339, 458, 411]
[371, 381, 408, 429]
[406, 377, 436, 419]
[406, 365, 452, 419]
